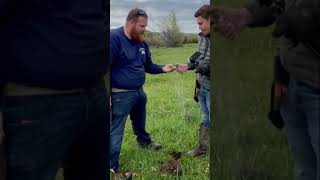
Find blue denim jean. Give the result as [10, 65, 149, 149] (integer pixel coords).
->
[280, 78, 320, 180]
[198, 86, 210, 128]
[4, 82, 109, 180]
[110, 88, 152, 170]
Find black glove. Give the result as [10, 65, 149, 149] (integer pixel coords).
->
[193, 79, 200, 103]
[268, 110, 285, 130]
[195, 64, 210, 77]
[267, 83, 285, 130]
[267, 54, 288, 130]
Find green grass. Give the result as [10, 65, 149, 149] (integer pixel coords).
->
[210, 0, 294, 178]
[55, 44, 208, 180]
[119, 43, 209, 179]
[55, 17, 295, 179]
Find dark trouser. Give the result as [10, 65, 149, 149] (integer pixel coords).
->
[280, 78, 320, 180]
[4, 82, 109, 180]
[110, 88, 152, 170]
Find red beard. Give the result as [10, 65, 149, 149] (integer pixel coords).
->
[130, 27, 144, 42]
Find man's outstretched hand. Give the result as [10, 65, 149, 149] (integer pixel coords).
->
[162, 64, 176, 73]
[176, 64, 188, 74]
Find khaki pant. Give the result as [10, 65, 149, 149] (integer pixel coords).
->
[0, 111, 6, 179]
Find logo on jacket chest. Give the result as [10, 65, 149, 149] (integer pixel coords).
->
[139, 48, 145, 55]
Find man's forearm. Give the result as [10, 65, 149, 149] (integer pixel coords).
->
[145, 63, 164, 74]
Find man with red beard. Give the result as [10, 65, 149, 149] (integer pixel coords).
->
[109, 8, 175, 174]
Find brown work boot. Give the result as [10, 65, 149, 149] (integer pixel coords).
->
[187, 125, 209, 157]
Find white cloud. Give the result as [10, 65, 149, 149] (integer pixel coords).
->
[110, 0, 210, 33]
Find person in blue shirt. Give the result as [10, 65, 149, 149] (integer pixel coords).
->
[109, 8, 175, 174]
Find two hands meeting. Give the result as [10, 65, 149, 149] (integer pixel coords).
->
[161, 63, 188, 74]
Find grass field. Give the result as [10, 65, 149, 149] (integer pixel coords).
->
[118, 43, 210, 179]
[212, 31, 294, 180]
[211, 0, 294, 178]
[55, 43, 208, 180]
[56, 9, 296, 178]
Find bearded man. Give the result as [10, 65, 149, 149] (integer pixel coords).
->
[109, 8, 175, 174]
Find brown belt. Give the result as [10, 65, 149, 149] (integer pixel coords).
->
[4, 83, 85, 96]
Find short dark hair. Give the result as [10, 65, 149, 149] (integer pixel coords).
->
[126, 8, 148, 22]
[194, 5, 212, 19]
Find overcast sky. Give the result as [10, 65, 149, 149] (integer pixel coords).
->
[110, 0, 210, 34]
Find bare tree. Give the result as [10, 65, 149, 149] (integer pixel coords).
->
[160, 10, 184, 47]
